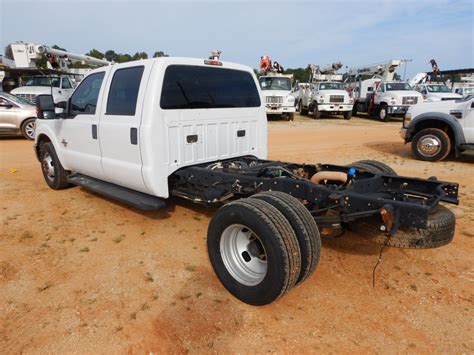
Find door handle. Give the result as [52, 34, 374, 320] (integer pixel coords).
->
[130, 127, 138, 145]
[186, 134, 198, 143]
[92, 124, 98, 139]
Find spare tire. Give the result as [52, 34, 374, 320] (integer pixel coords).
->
[351, 159, 397, 175]
[351, 205, 455, 249]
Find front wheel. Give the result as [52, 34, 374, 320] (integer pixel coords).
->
[312, 104, 321, 119]
[288, 113, 294, 121]
[378, 105, 390, 122]
[21, 118, 36, 140]
[343, 111, 352, 120]
[39, 142, 72, 190]
[411, 128, 451, 161]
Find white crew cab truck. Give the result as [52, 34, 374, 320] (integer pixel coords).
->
[298, 63, 353, 120]
[258, 73, 296, 120]
[34, 56, 460, 306]
[401, 96, 474, 161]
[414, 83, 462, 102]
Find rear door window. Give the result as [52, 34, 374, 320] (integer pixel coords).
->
[160, 65, 260, 109]
[106, 66, 144, 116]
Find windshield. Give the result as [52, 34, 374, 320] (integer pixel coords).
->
[24, 76, 60, 88]
[465, 88, 474, 95]
[427, 85, 451, 93]
[259, 77, 292, 91]
[386, 82, 412, 91]
[318, 82, 344, 90]
[0, 92, 33, 106]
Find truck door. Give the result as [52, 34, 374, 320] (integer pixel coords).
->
[461, 98, 474, 143]
[98, 63, 151, 193]
[60, 77, 75, 100]
[56, 70, 108, 179]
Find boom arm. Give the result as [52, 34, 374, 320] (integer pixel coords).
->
[346, 59, 401, 81]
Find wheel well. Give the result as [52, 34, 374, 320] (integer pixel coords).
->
[20, 117, 36, 129]
[412, 120, 455, 145]
[35, 134, 52, 161]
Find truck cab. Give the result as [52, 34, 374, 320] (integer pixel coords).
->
[300, 81, 353, 119]
[11, 76, 75, 105]
[415, 83, 462, 102]
[258, 74, 296, 120]
[34, 58, 267, 198]
[370, 81, 423, 121]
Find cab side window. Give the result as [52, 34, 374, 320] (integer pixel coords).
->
[62, 78, 72, 89]
[70, 72, 105, 116]
[106, 66, 144, 116]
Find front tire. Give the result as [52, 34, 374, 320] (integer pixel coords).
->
[343, 111, 352, 120]
[39, 142, 72, 190]
[411, 128, 451, 161]
[207, 198, 301, 305]
[312, 103, 321, 119]
[21, 118, 36, 140]
[288, 113, 294, 121]
[378, 104, 390, 122]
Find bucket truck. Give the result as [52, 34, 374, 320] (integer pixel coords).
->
[258, 55, 296, 121]
[4, 42, 110, 104]
[298, 62, 353, 120]
[346, 60, 422, 122]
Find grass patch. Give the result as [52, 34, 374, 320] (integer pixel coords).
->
[185, 264, 197, 272]
[79, 247, 90, 253]
[113, 234, 125, 243]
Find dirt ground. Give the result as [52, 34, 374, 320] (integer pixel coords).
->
[1, 114, 473, 353]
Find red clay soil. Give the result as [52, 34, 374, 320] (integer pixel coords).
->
[1, 114, 473, 353]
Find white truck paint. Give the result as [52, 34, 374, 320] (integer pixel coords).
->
[34, 57, 267, 198]
[347, 60, 423, 121]
[258, 74, 296, 120]
[415, 83, 462, 102]
[11, 76, 75, 104]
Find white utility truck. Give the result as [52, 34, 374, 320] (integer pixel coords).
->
[298, 63, 353, 119]
[347, 60, 423, 121]
[11, 76, 75, 104]
[401, 96, 474, 161]
[409, 73, 462, 102]
[258, 73, 296, 121]
[34, 55, 459, 306]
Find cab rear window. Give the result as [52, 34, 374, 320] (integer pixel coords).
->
[160, 65, 260, 109]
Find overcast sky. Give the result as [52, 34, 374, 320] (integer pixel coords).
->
[1, 0, 473, 78]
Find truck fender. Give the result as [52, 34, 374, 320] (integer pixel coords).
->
[407, 112, 466, 155]
[34, 128, 70, 170]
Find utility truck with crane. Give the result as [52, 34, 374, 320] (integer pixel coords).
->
[258, 55, 296, 121]
[34, 53, 459, 306]
[298, 63, 353, 120]
[347, 60, 423, 122]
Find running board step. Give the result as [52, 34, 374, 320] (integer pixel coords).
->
[67, 174, 166, 211]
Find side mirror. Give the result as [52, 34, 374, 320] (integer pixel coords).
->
[56, 101, 67, 109]
[35, 95, 57, 119]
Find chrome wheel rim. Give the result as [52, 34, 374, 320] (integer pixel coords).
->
[220, 224, 267, 286]
[25, 121, 36, 139]
[41, 152, 55, 182]
[379, 108, 386, 120]
[417, 135, 442, 157]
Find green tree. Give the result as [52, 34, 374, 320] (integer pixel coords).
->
[153, 51, 169, 58]
[283, 67, 311, 83]
[86, 49, 105, 60]
[116, 53, 132, 63]
[105, 50, 118, 62]
[132, 52, 148, 60]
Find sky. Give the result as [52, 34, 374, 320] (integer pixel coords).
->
[1, 0, 473, 79]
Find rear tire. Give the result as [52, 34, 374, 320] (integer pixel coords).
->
[351, 205, 455, 249]
[21, 118, 36, 140]
[39, 142, 71, 190]
[411, 128, 451, 162]
[207, 198, 301, 305]
[288, 113, 294, 121]
[251, 191, 321, 284]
